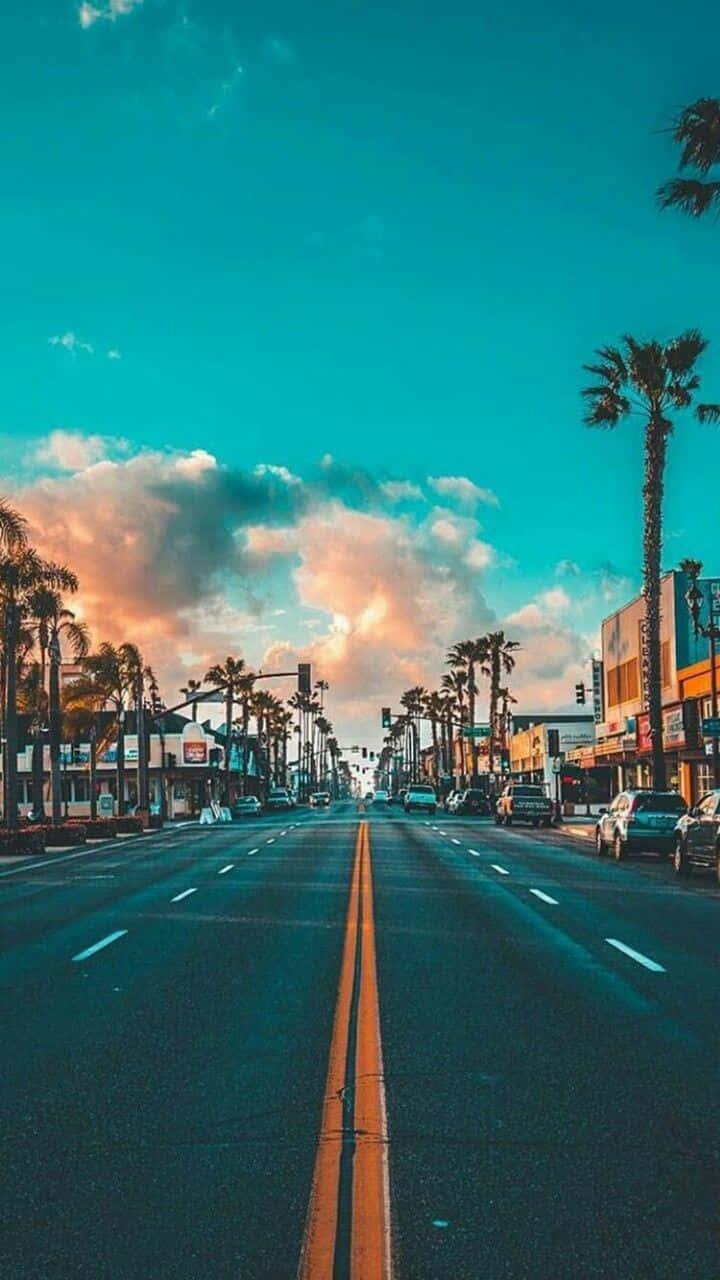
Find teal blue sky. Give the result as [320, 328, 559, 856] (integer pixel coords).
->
[2, 0, 720, 728]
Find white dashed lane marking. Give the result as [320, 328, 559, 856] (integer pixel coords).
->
[171, 888, 197, 903]
[218, 865, 234, 875]
[491, 864, 510, 876]
[605, 938, 665, 973]
[530, 889, 558, 905]
[72, 930, 128, 963]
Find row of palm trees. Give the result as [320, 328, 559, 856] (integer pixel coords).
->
[0, 501, 342, 827]
[380, 631, 519, 791]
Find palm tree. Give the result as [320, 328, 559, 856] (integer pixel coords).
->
[26, 587, 89, 822]
[204, 657, 249, 805]
[447, 640, 486, 781]
[583, 331, 720, 788]
[423, 690, 445, 786]
[657, 99, 720, 218]
[0, 545, 77, 830]
[180, 678, 202, 720]
[400, 686, 426, 782]
[253, 689, 278, 799]
[73, 643, 139, 816]
[18, 660, 47, 821]
[481, 633, 519, 775]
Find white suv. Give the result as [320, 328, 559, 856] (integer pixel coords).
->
[404, 785, 437, 814]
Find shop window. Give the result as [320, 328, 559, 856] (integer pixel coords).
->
[74, 777, 88, 802]
[607, 658, 639, 706]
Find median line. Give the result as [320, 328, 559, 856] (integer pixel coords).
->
[451, 838, 461, 845]
[171, 887, 197, 902]
[468, 849, 481, 857]
[491, 864, 510, 876]
[72, 930, 127, 963]
[218, 865, 234, 875]
[247, 848, 259, 856]
[297, 821, 392, 1280]
[605, 938, 665, 973]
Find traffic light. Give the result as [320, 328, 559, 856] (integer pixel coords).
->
[547, 728, 560, 757]
[575, 683, 586, 705]
[500, 749, 510, 771]
[209, 748, 221, 768]
[298, 663, 312, 695]
[369, 751, 375, 761]
[381, 707, 391, 729]
[362, 747, 368, 759]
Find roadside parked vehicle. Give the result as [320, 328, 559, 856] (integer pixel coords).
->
[404, 784, 437, 814]
[672, 790, 720, 879]
[309, 791, 331, 808]
[266, 787, 293, 812]
[495, 783, 553, 827]
[233, 796, 262, 818]
[373, 789, 390, 803]
[390, 789, 407, 806]
[453, 788, 492, 817]
[595, 789, 687, 860]
[442, 790, 460, 812]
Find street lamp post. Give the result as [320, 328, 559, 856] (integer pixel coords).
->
[682, 559, 720, 789]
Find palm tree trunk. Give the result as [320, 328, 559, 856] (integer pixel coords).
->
[488, 649, 499, 774]
[116, 712, 126, 816]
[4, 601, 19, 831]
[643, 419, 667, 790]
[468, 661, 478, 783]
[89, 724, 97, 820]
[431, 716, 439, 784]
[242, 700, 250, 797]
[137, 683, 149, 811]
[223, 687, 232, 806]
[49, 643, 62, 824]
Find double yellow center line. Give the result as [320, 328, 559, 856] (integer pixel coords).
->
[297, 822, 392, 1280]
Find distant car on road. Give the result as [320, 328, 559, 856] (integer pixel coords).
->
[453, 788, 492, 817]
[232, 796, 262, 818]
[309, 791, 331, 808]
[373, 789, 390, 803]
[595, 789, 687, 860]
[672, 790, 720, 879]
[266, 787, 293, 812]
[496, 783, 553, 827]
[442, 790, 461, 812]
[404, 784, 437, 814]
[390, 789, 407, 806]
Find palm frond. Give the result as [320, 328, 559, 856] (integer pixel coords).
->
[696, 402, 720, 423]
[664, 329, 708, 376]
[671, 98, 720, 173]
[656, 177, 720, 216]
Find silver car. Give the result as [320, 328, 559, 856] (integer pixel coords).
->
[595, 789, 687, 860]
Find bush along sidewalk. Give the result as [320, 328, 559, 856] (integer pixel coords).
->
[116, 816, 144, 835]
[0, 828, 47, 856]
[45, 823, 87, 847]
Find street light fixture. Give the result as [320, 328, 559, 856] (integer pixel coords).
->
[681, 558, 720, 788]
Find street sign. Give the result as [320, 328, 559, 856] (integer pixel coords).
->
[462, 725, 490, 738]
[552, 759, 562, 774]
[702, 718, 720, 736]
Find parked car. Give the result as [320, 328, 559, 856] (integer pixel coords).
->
[373, 789, 390, 803]
[453, 788, 492, 817]
[496, 783, 553, 827]
[672, 789, 720, 879]
[266, 787, 293, 812]
[309, 791, 331, 808]
[390, 789, 407, 806]
[404, 784, 437, 814]
[233, 796, 263, 818]
[595, 789, 687, 860]
[442, 790, 460, 811]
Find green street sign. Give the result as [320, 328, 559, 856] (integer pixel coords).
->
[462, 725, 490, 738]
[702, 717, 720, 736]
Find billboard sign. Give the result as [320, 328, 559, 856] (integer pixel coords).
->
[183, 740, 208, 765]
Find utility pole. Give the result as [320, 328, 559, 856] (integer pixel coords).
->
[683, 560, 720, 789]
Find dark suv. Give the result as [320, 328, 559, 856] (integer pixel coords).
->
[453, 789, 491, 816]
[595, 789, 687, 860]
[672, 789, 720, 880]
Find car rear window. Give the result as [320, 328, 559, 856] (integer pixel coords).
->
[411, 786, 434, 794]
[513, 786, 543, 796]
[632, 793, 686, 813]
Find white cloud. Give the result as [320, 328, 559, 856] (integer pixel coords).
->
[49, 332, 94, 356]
[107, 348, 122, 360]
[380, 480, 423, 502]
[538, 586, 571, 612]
[254, 463, 301, 486]
[465, 540, 494, 570]
[428, 475, 500, 507]
[35, 430, 115, 472]
[174, 449, 218, 478]
[79, 0, 144, 27]
[431, 517, 463, 545]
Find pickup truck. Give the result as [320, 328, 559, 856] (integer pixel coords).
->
[495, 783, 554, 827]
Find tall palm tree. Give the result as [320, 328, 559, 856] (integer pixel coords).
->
[73, 643, 139, 816]
[583, 331, 720, 788]
[447, 640, 486, 781]
[204, 657, 249, 805]
[26, 587, 89, 822]
[423, 690, 445, 786]
[18, 660, 47, 821]
[180, 678, 202, 720]
[253, 689, 277, 798]
[400, 686, 426, 782]
[480, 633, 519, 775]
[0, 545, 77, 830]
[657, 99, 720, 218]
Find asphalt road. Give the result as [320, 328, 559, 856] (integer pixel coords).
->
[2, 805, 719, 1278]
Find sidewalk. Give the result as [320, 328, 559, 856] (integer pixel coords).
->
[555, 815, 595, 842]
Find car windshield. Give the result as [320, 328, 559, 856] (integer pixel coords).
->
[632, 792, 686, 813]
[514, 786, 543, 796]
[411, 786, 434, 794]
[466, 789, 485, 797]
